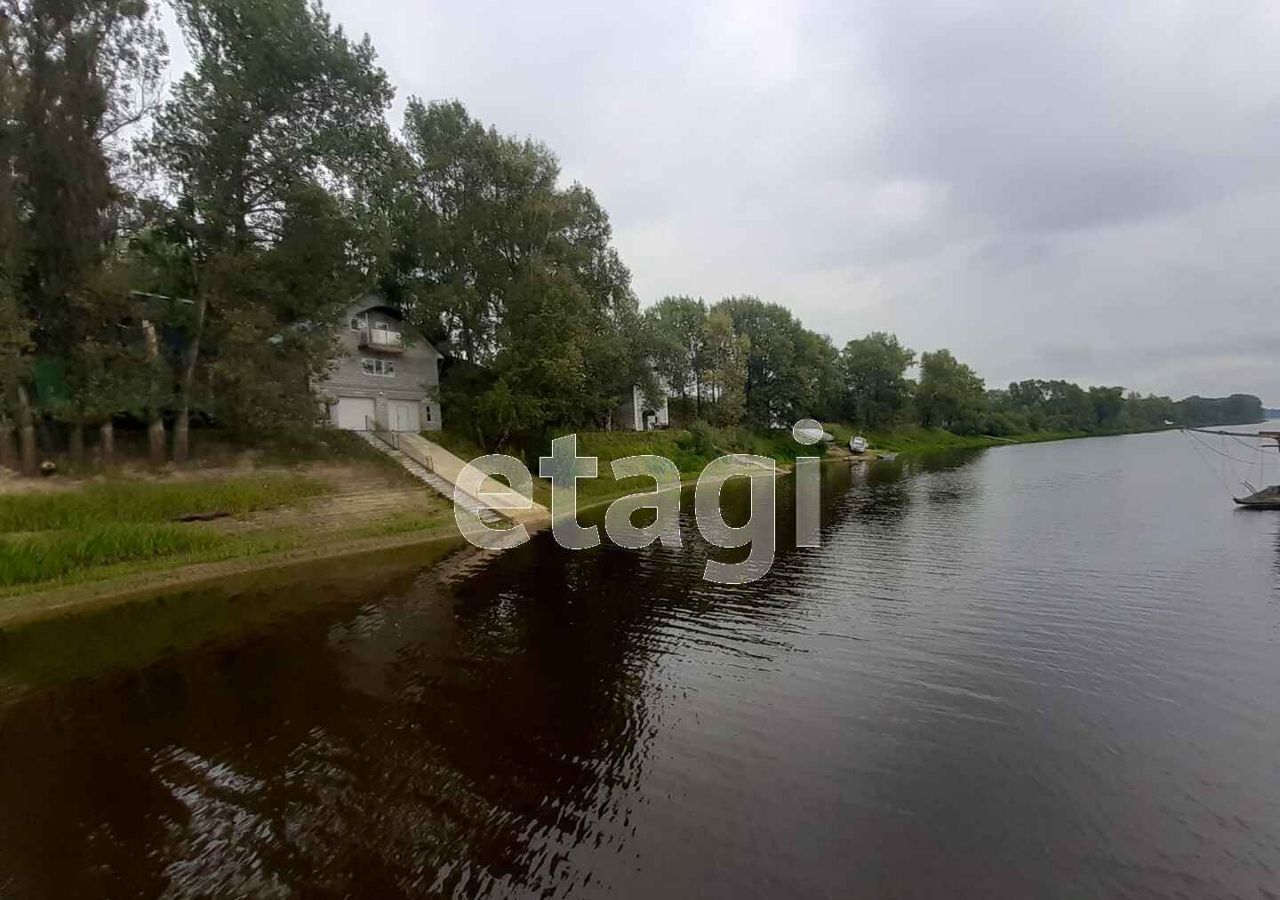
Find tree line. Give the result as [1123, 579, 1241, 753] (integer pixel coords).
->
[0, 0, 1264, 477]
[644, 301, 1264, 435]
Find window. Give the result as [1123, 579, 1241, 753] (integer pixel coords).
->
[350, 313, 367, 331]
[360, 357, 395, 377]
[425, 405, 432, 423]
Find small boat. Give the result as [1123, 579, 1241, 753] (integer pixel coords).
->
[1183, 427, 1280, 508]
[1234, 485, 1280, 509]
[849, 435, 868, 454]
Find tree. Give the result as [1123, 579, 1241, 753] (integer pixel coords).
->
[148, 0, 393, 459]
[916, 349, 986, 432]
[840, 332, 914, 429]
[5, 0, 164, 464]
[702, 307, 747, 426]
[645, 296, 708, 413]
[0, 4, 32, 472]
[394, 99, 651, 448]
[712, 296, 835, 428]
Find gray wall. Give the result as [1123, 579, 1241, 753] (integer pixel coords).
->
[316, 301, 442, 431]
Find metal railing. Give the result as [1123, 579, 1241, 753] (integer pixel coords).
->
[359, 328, 405, 352]
[365, 415, 433, 473]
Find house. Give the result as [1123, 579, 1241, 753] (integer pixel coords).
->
[615, 380, 670, 431]
[319, 297, 443, 433]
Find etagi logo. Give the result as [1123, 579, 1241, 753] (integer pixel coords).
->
[451, 419, 829, 585]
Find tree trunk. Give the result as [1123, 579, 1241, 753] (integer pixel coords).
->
[142, 320, 167, 466]
[68, 421, 84, 463]
[173, 290, 207, 465]
[0, 419, 14, 470]
[16, 383, 36, 476]
[99, 420, 114, 465]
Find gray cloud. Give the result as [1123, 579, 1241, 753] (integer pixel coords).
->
[180, 0, 1280, 402]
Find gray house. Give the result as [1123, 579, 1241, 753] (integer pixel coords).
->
[319, 297, 443, 433]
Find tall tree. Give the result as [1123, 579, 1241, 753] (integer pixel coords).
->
[149, 0, 393, 459]
[645, 295, 708, 412]
[916, 349, 986, 432]
[840, 332, 915, 429]
[702, 307, 747, 426]
[712, 296, 834, 428]
[0, 4, 31, 471]
[3, 0, 164, 465]
[396, 99, 651, 448]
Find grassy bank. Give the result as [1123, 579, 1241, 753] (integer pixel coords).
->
[432, 425, 805, 509]
[0, 475, 329, 592]
[0, 461, 462, 600]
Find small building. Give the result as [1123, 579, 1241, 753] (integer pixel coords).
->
[319, 297, 443, 433]
[615, 381, 670, 431]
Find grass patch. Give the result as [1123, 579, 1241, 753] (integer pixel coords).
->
[0, 474, 329, 590]
[430, 426, 808, 510]
[0, 528, 302, 594]
[0, 525, 226, 587]
[0, 475, 327, 533]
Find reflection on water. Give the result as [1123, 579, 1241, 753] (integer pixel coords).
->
[1, 432, 1279, 899]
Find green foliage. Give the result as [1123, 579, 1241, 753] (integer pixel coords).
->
[396, 99, 652, 449]
[915, 349, 986, 433]
[1176, 394, 1264, 428]
[142, 0, 394, 437]
[840, 332, 915, 429]
[712, 296, 838, 428]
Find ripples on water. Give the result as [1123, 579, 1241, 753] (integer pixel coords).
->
[0, 430, 1278, 898]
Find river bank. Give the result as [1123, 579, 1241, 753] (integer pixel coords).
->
[0, 422, 1175, 627]
[0, 460, 462, 626]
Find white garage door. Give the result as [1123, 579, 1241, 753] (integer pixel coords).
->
[388, 400, 421, 433]
[333, 396, 376, 430]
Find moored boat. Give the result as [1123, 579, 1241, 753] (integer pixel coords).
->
[849, 435, 868, 454]
[1234, 485, 1280, 509]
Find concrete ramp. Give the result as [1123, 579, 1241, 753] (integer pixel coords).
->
[363, 432, 550, 529]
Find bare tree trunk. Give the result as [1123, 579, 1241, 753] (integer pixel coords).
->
[68, 421, 84, 463]
[99, 420, 114, 465]
[0, 418, 14, 470]
[16, 383, 36, 476]
[142, 320, 166, 466]
[173, 290, 207, 465]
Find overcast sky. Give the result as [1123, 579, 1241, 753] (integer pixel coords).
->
[167, 0, 1280, 402]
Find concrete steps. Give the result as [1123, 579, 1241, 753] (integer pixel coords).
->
[359, 432, 506, 526]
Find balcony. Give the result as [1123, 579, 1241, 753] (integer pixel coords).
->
[359, 328, 405, 353]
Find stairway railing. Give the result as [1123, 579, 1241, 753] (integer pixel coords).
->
[364, 415, 433, 473]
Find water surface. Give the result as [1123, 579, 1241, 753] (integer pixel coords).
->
[1, 430, 1278, 898]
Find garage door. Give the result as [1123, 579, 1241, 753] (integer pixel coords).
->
[333, 396, 376, 431]
[388, 400, 421, 433]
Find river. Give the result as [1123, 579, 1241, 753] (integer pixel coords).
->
[1, 429, 1278, 898]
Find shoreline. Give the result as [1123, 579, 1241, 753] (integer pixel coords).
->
[0, 527, 469, 630]
[0, 426, 1185, 629]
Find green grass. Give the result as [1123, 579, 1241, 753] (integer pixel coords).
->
[0, 475, 327, 534]
[429, 426, 809, 510]
[0, 474, 329, 590]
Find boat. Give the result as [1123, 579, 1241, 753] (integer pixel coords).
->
[1234, 485, 1280, 509]
[1183, 427, 1280, 508]
[849, 435, 868, 454]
